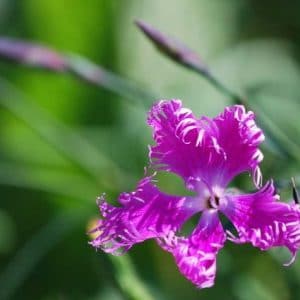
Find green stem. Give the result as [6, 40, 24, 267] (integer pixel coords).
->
[136, 20, 244, 104]
[110, 255, 155, 300]
[66, 54, 155, 107]
[0, 38, 156, 107]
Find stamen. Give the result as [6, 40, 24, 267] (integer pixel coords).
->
[207, 197, 214, 209]
[291, 177, 299, 204]
[207, 195, 220, 209]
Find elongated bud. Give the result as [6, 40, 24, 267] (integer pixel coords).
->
[0, 38, 67, 71]
[135, 20, 243, 104]
[135, 20, 209, 75]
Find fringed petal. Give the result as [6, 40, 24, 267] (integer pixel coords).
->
[90, 176, 198, 255]
[147, 100, 264, 190]
[221, 181, 300, 263]
[158, 210, 226, 288]
[213, 105, 265, 187]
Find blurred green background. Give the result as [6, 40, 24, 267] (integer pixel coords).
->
[1, 0, 300, 299]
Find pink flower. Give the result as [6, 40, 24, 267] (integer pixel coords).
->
[90, 100, 300, 288]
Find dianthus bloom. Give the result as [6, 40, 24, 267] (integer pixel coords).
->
[90, 100, 300, 288]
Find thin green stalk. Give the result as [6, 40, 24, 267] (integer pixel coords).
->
[0, 37, 156, 107]
[252, 103, 300, 163]
[136, 20, 244, 105]
[66, 54, 154, 107]
[0, 161, 99, 202]
[110, 255, 155, 300]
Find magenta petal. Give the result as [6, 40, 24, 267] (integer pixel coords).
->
[212, 105, 264, 187]
[222, 181, 300, 261]
[160, 211, 226, 288]
[90, 176, 197, 254]
[147, 99, 201, 183]
[148, 100, 264, 190]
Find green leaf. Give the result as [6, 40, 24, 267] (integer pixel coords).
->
[0, 78, 126, 191]
[0, 161, 99, 203]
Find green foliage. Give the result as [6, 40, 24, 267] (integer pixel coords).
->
[1, 1, 300, 299]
